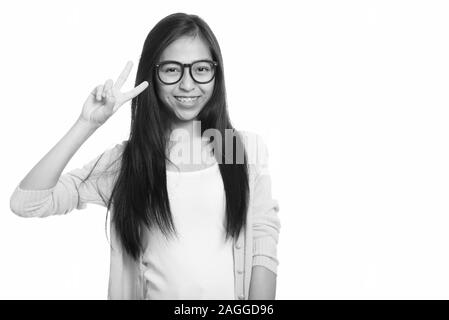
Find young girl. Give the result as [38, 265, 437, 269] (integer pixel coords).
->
[10, 13, 280, 300]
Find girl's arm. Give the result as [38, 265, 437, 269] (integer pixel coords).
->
[19, 118, 97, 190]
[17, 60, 147, 191]
[11, 62, 148, 216]
[247, 133, 281, 300]
[248, 266, 276, 300]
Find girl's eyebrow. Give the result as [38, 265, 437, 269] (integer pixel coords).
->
[160, 58, 213, 63]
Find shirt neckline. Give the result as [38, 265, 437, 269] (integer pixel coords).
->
[166, 161, 219, 175]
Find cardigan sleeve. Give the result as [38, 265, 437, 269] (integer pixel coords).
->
[10, 142, 125, 218]
[250, 134, 281, 275]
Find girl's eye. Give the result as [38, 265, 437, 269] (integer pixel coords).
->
[164, 67, 180, 73]
[161, 64, 181, 73]
[195, 66, 211, 73]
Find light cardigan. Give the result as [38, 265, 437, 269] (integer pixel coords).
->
[9, 131, 281, 300]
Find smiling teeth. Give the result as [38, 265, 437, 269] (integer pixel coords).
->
[176, 97, 199, 102]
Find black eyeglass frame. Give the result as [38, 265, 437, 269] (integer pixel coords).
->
[155, 59, 218, 85]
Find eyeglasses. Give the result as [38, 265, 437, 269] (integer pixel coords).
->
[155, 60, 218, 85]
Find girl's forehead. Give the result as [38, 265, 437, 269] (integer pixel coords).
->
[160, 36, 212, 62]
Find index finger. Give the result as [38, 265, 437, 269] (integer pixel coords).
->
[122, 81, 149, 101]
[114, 61, 133, 90]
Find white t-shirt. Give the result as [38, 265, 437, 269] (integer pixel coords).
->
[141, 160, 235, 300]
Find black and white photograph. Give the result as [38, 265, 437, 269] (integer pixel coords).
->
[1, 0, 449, 303]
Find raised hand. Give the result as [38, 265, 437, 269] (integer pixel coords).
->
[79, 61, 148, 127]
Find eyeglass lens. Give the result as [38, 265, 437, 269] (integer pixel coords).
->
[158, 61, 215, 84]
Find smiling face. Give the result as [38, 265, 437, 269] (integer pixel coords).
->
[156, 35, 215, 122]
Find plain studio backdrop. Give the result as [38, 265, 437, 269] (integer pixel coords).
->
[1, 0, 449, 299]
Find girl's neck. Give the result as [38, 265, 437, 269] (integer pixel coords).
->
[169, 119, 203, 143]
[166, 119, 213, 166]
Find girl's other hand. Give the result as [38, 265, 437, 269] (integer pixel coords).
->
[79, 61, 149, 128]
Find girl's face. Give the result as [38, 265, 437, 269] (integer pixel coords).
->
[156, 36, 215, 122]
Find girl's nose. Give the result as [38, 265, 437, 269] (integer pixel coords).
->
[179, 68, 195, 91]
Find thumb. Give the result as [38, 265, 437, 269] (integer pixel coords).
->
[104, 90, 116, 113]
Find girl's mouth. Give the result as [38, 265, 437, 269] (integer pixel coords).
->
[175, 96, 200, 103]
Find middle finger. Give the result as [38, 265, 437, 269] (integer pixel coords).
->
[114, 61, 133, 90]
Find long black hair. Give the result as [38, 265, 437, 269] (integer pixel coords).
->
[94, 13, 249, 261]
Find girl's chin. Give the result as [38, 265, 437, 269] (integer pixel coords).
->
[174, 110, 200, 121]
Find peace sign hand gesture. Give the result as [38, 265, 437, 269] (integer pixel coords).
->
[79, 61, 148, 128]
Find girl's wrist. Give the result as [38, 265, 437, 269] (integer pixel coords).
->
[76, 116, 100, 132]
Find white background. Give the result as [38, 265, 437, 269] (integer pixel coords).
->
[1, 0, 449, 299]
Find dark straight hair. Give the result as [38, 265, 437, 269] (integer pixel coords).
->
[92, 13, 250, 261]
